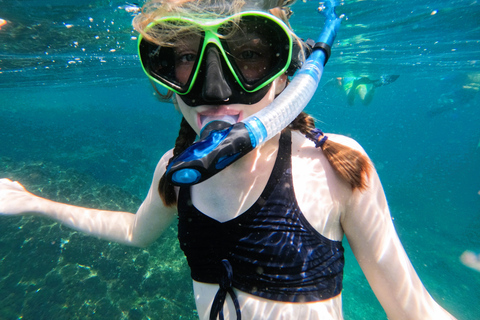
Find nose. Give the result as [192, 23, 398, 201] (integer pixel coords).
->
[201, 46, 232, 103]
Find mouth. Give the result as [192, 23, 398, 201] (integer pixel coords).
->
[198, 109, 241, 128]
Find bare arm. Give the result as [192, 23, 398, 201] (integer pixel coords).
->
[341, 168, 455, 319]
[0, 151, 176, 247]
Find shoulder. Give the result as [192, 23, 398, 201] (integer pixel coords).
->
[290, 130, 355, 195]
[152, 149, 174, 182]
[290, 130, 373, 200]
[289, 131, 354, 240]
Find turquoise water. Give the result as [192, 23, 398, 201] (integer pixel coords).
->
[1, 0, 479, 319]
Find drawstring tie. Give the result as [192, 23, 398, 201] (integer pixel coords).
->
[210, 259, 241, 320]
[305, 128, 328, 148]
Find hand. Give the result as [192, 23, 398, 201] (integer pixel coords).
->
[0, 178, 37, 215]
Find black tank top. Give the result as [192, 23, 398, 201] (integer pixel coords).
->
[177, 130, 344, 319]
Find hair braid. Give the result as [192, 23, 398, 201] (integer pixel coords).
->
[158, 117, 197, 206]
[290, 112, 372, 191]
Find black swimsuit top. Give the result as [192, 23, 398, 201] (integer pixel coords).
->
[177, 131, 344, 320]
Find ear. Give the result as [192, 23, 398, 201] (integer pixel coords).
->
[274, 74, 288, 95]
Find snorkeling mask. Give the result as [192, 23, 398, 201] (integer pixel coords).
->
[138, 11, 299, 106]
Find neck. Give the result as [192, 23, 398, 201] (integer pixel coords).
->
[231, 132, 280, 174]
[190, 132, 281, 222]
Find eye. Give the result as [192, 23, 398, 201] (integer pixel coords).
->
[229, 42, 269, 62]
[238, 50, 261, 60]
[178, 53, 197, 63]
[173, 35, 201, 65]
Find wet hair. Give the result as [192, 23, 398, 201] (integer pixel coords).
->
[133, 0, 265, 42]
[158, 112, 373, 207]
[159, 117, 197, 206]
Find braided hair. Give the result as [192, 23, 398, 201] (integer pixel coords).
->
[158, 117, 197, 206]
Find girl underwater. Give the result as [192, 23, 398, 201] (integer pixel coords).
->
[0, 0, 457, 319]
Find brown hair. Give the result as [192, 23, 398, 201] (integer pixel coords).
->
[158, 117, 197, 207]
[159, 112, 372, 207]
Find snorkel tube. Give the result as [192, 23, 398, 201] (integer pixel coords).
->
[166, 0, 342, 186]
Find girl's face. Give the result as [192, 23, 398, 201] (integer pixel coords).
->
[176, 75, 287, 135]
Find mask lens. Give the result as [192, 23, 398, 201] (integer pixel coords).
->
[220, 15, 291, 89]
[138, 13, 291, 94]
[139, 22, 203, 93]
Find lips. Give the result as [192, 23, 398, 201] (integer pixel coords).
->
[198, 108, 241, 128]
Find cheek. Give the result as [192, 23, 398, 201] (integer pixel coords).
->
[175, 66, 191, 84]
[274, 75, 287, 95]
[244, 85, 277, 117]
[176, 96, 201, 134]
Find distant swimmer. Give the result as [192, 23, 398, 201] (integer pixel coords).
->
[0, 18, 7, 30]
[427, 72, 479, 117]
[327, 75, 399, 106]
[460, 250, 480, 272]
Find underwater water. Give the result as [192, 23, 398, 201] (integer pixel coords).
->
[0, 0, 479, 319]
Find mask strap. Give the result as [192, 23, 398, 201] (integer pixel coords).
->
[287, 37, 333, 76]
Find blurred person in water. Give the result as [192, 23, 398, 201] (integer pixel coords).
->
[461, 250, 480, 272]
[427, 72, 479, 117]
[326, 75, 399, 106]
[0, 0, 456, 319]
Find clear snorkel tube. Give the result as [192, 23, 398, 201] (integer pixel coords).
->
[166, 1, 342, 186]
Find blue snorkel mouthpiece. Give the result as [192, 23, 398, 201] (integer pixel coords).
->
[166, 121, 255, 185]
[167, 1, 342, 186]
